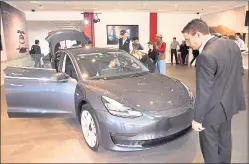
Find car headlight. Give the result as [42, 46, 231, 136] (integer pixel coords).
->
[101, 96, 143, 118]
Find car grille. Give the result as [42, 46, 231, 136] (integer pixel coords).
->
[111, 126, 192, 148]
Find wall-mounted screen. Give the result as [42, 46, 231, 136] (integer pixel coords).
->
[106, 25, 139, 45]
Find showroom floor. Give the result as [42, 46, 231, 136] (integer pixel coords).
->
[1, 65, 248, 163]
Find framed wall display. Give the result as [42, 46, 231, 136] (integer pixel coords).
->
[106, 25, 139, 45]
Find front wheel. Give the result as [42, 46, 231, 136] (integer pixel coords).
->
[80, 106, 99, 151]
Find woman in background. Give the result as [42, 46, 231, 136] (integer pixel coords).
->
[147, 41, 158, 66]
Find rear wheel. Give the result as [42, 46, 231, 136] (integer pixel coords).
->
[80, 105, 99, 151]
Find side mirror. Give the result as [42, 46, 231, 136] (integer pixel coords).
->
[51, 72, 70, 82]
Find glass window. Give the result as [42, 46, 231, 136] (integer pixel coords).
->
[76, 51, 149, 80]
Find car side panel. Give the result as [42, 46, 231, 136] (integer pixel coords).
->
[4, 67, 77, 118]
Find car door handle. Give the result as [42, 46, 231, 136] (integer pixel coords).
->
[11, 73, 23, 76]
[10, 84, 23, 87]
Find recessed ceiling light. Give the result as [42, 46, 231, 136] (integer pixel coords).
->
[65, 1, 68, 4]
[30, 1, 41, 4]
[117, 2, 120, 5]
[92, 1, 96, 4]
[209, 6, 216, 8]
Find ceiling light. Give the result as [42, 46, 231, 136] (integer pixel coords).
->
[30, 1, 41, 4]
[92, 1, 96, 4]
[209, 6, 216, 7]
[65, 1, 68, 4]
[142, 3, 146, 6]
[117, 2, 120, 5]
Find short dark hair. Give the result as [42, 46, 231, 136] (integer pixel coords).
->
[173, 37, 176, 39]
[35, 40, 39, 44]
[235, 33, 241, 36]
[133, 37, 139, 41]
[182, 19, 210, 35]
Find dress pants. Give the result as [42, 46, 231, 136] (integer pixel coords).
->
[181, 53, 187, 65]
[199, 120, 232, 163]
[171, 49, 178, 64]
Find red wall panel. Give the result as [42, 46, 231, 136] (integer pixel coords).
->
[150, 13, 157, 43]
[83, 13, 95, 46]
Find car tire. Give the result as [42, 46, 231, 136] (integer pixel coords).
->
[80, 104, 100, 151]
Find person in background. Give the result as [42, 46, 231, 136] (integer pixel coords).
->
[54, 42, 61, 54]
[170, 37, 180, 64]
[147, 41, 158, 66]
[30, 40, 42, 68]
[179, 40, 189, 65]
[234, 33, 246, 52]
[132, 37, 144, 51]
[118, 30, 132, 53]
[155, 34, 166, 75]
[190, 49, 199, 67]
[87, 41, 93, 48]
[182, 18, 245, 163]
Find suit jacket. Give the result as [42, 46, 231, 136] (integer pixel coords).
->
[194, 37, 246, 126]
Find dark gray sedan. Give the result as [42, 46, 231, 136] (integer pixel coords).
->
[4, 47, 195, 151]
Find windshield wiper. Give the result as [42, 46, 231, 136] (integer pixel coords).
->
[129, 72, 148, 78]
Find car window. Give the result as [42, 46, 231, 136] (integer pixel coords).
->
[76, 51, 149, 80]
[57, 52, 66, 72]
[64, 55, 78, 80]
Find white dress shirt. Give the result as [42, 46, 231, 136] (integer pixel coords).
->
[199, 35, 214, 53]
[234, 38, 246, 51]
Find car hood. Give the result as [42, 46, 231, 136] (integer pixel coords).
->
[88, 73, 189, 112]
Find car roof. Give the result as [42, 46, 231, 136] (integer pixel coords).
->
[65, 47, 124, 56]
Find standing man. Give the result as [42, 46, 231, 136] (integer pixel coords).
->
[118, 30, 132, 53]
[182, 19, 246, 163]
[169, 37, 180, 64]
[132, 37, 144, 51]
[234, 33, 246, 52]
[155, 34, 166, 75]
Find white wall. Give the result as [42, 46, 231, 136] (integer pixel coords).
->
[158, 13, 200, 63]
[1, 17, 7, 61]
[27, 23, 50, 55]
[94, 11, 150, 52]
[25, 11, 83, 21]
[201, 6, 246, 34]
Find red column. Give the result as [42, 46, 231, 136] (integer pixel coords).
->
[83, 12, 95, 46]
[150, 13, 157, 43]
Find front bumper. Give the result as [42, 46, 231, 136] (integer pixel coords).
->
[96, 107, 194, 151]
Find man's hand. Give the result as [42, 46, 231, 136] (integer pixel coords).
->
[192, 120, 205, 132]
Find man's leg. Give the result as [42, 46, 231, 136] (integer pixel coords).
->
[174, 50, 178, 64]
[218, 120, 232, 163]
[199, 125, 220, 163]
[181, 54, 186, 65]
[171, 50, 174, 64]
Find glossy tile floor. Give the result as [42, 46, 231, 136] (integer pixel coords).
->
[1, 65, 248, 163]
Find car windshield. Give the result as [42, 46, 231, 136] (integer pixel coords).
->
[76, 51, 149, 80]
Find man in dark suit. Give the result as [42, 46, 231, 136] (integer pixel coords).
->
[118, 30, 132, 53]
[182, 19, 246, 163]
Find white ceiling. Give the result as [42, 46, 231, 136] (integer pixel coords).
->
[7, 1, 248, 14]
